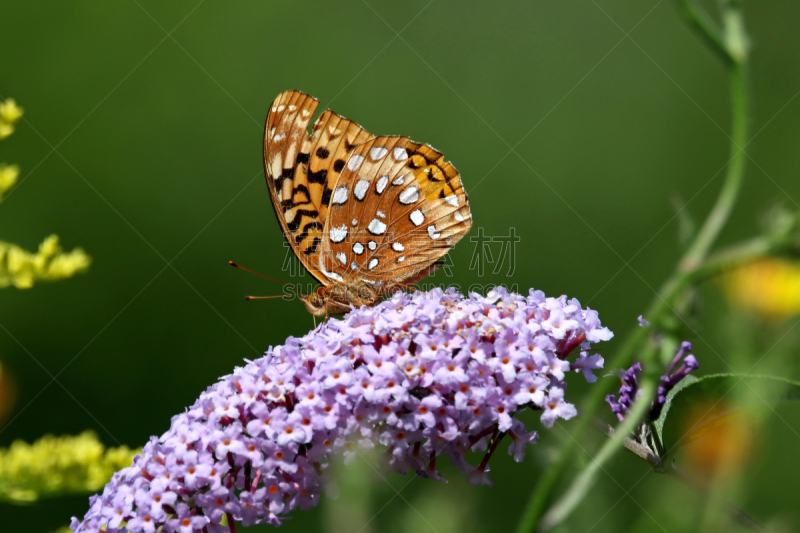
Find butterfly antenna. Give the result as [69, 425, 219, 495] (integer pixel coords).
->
[229, 261, 296, 288]
[244, 295, 287, 300]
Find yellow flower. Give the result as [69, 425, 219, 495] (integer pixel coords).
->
[0, 98, 23, 140]
[0, 235, 91, 289]
[0, 431, 140, 503]
[0, 164, 20, 200]
[721, 257, 800, 320]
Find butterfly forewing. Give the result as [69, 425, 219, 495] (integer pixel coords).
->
[320, 136, 472, 287]
[264, 90, 374, 284]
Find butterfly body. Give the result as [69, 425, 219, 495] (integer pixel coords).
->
[264, 90, 472, 317]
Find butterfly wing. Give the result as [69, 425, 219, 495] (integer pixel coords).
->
[319, 136, 472, 287]
[264, 90, 375, 284]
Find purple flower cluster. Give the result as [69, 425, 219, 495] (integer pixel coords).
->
[651, 341, 698, 419]
[72, 287, 612, 533]
[606, 341, 700, 422]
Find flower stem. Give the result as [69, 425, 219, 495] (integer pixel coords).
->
[516, 2, 751, 531]
[226, 513, 237, 533]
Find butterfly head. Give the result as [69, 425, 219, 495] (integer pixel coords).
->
[300, 282, 382, 317]
[300, 288, 328, 317]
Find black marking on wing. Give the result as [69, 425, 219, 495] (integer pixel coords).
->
[287, 209, 320, 232]
[275, 166, 296, 190]
[295, 221, 324, 244]
[304, 237, 321, 255]
[308, 169, 327, 184]
[321, 187, 332, 206]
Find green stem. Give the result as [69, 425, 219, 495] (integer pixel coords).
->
[516, 3, 750, 531]
[539, 378, 657, 531]
[690, 236, 774, 281]
[680, 62, 748, 272]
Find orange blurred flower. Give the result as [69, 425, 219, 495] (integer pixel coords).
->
[682, 402, 755, 481]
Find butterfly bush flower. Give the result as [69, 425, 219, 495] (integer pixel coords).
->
[72, 287, 612, 533]
[606, 341, 699, 422]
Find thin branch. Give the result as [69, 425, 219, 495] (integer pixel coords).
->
[670, 0, 733, 65]
[590, 418, 663, 469]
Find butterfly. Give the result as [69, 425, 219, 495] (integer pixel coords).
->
[264, 90, 472, 317]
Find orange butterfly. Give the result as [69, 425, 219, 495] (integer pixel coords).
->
[264, 90, 472, 317]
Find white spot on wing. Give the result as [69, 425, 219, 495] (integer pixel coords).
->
[320, 255, 345, 283]
[410, 210, 425, 227]
[368, 240, 377, 251]
[454, 211, 465, 222]
[367, 219, 387, 235]
[399, 186, 419, 205]
[377, 210, 386, 219]
[352, 242, 364, 255]
[352, 218, 358, 227]
[392, 242, 405, 252]
[351, 261, 359, 271]
[428, 225, 441, 239]
[376, 176, 389, 194]
[288, 105, 297, 112]
[347, 155, 365, 171]
[393, 147, 409, 161]
[332, 186, 349, 205]
[336, 252, 347, 265]
[354, 179, 370, 201]
[392, 175, 406, 186]
[370, 147, 388, 160]
[330, 225, 348, 243]
[397, 256, 406, 263]
[368, 258, 379, 270]
[301, 109, 310, 117]
[445, 195, 459, 207]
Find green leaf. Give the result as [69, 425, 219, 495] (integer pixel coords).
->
[657, 374, 800, 456]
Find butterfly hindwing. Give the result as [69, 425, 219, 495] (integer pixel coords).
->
[264, 90, 374, 284]
[320, 136, 472, 287]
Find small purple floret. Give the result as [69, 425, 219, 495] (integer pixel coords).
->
[72, 288, 612, 533]
[605, 362, 642, 422]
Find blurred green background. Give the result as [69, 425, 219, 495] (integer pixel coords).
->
[2, 0, 800, 531]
